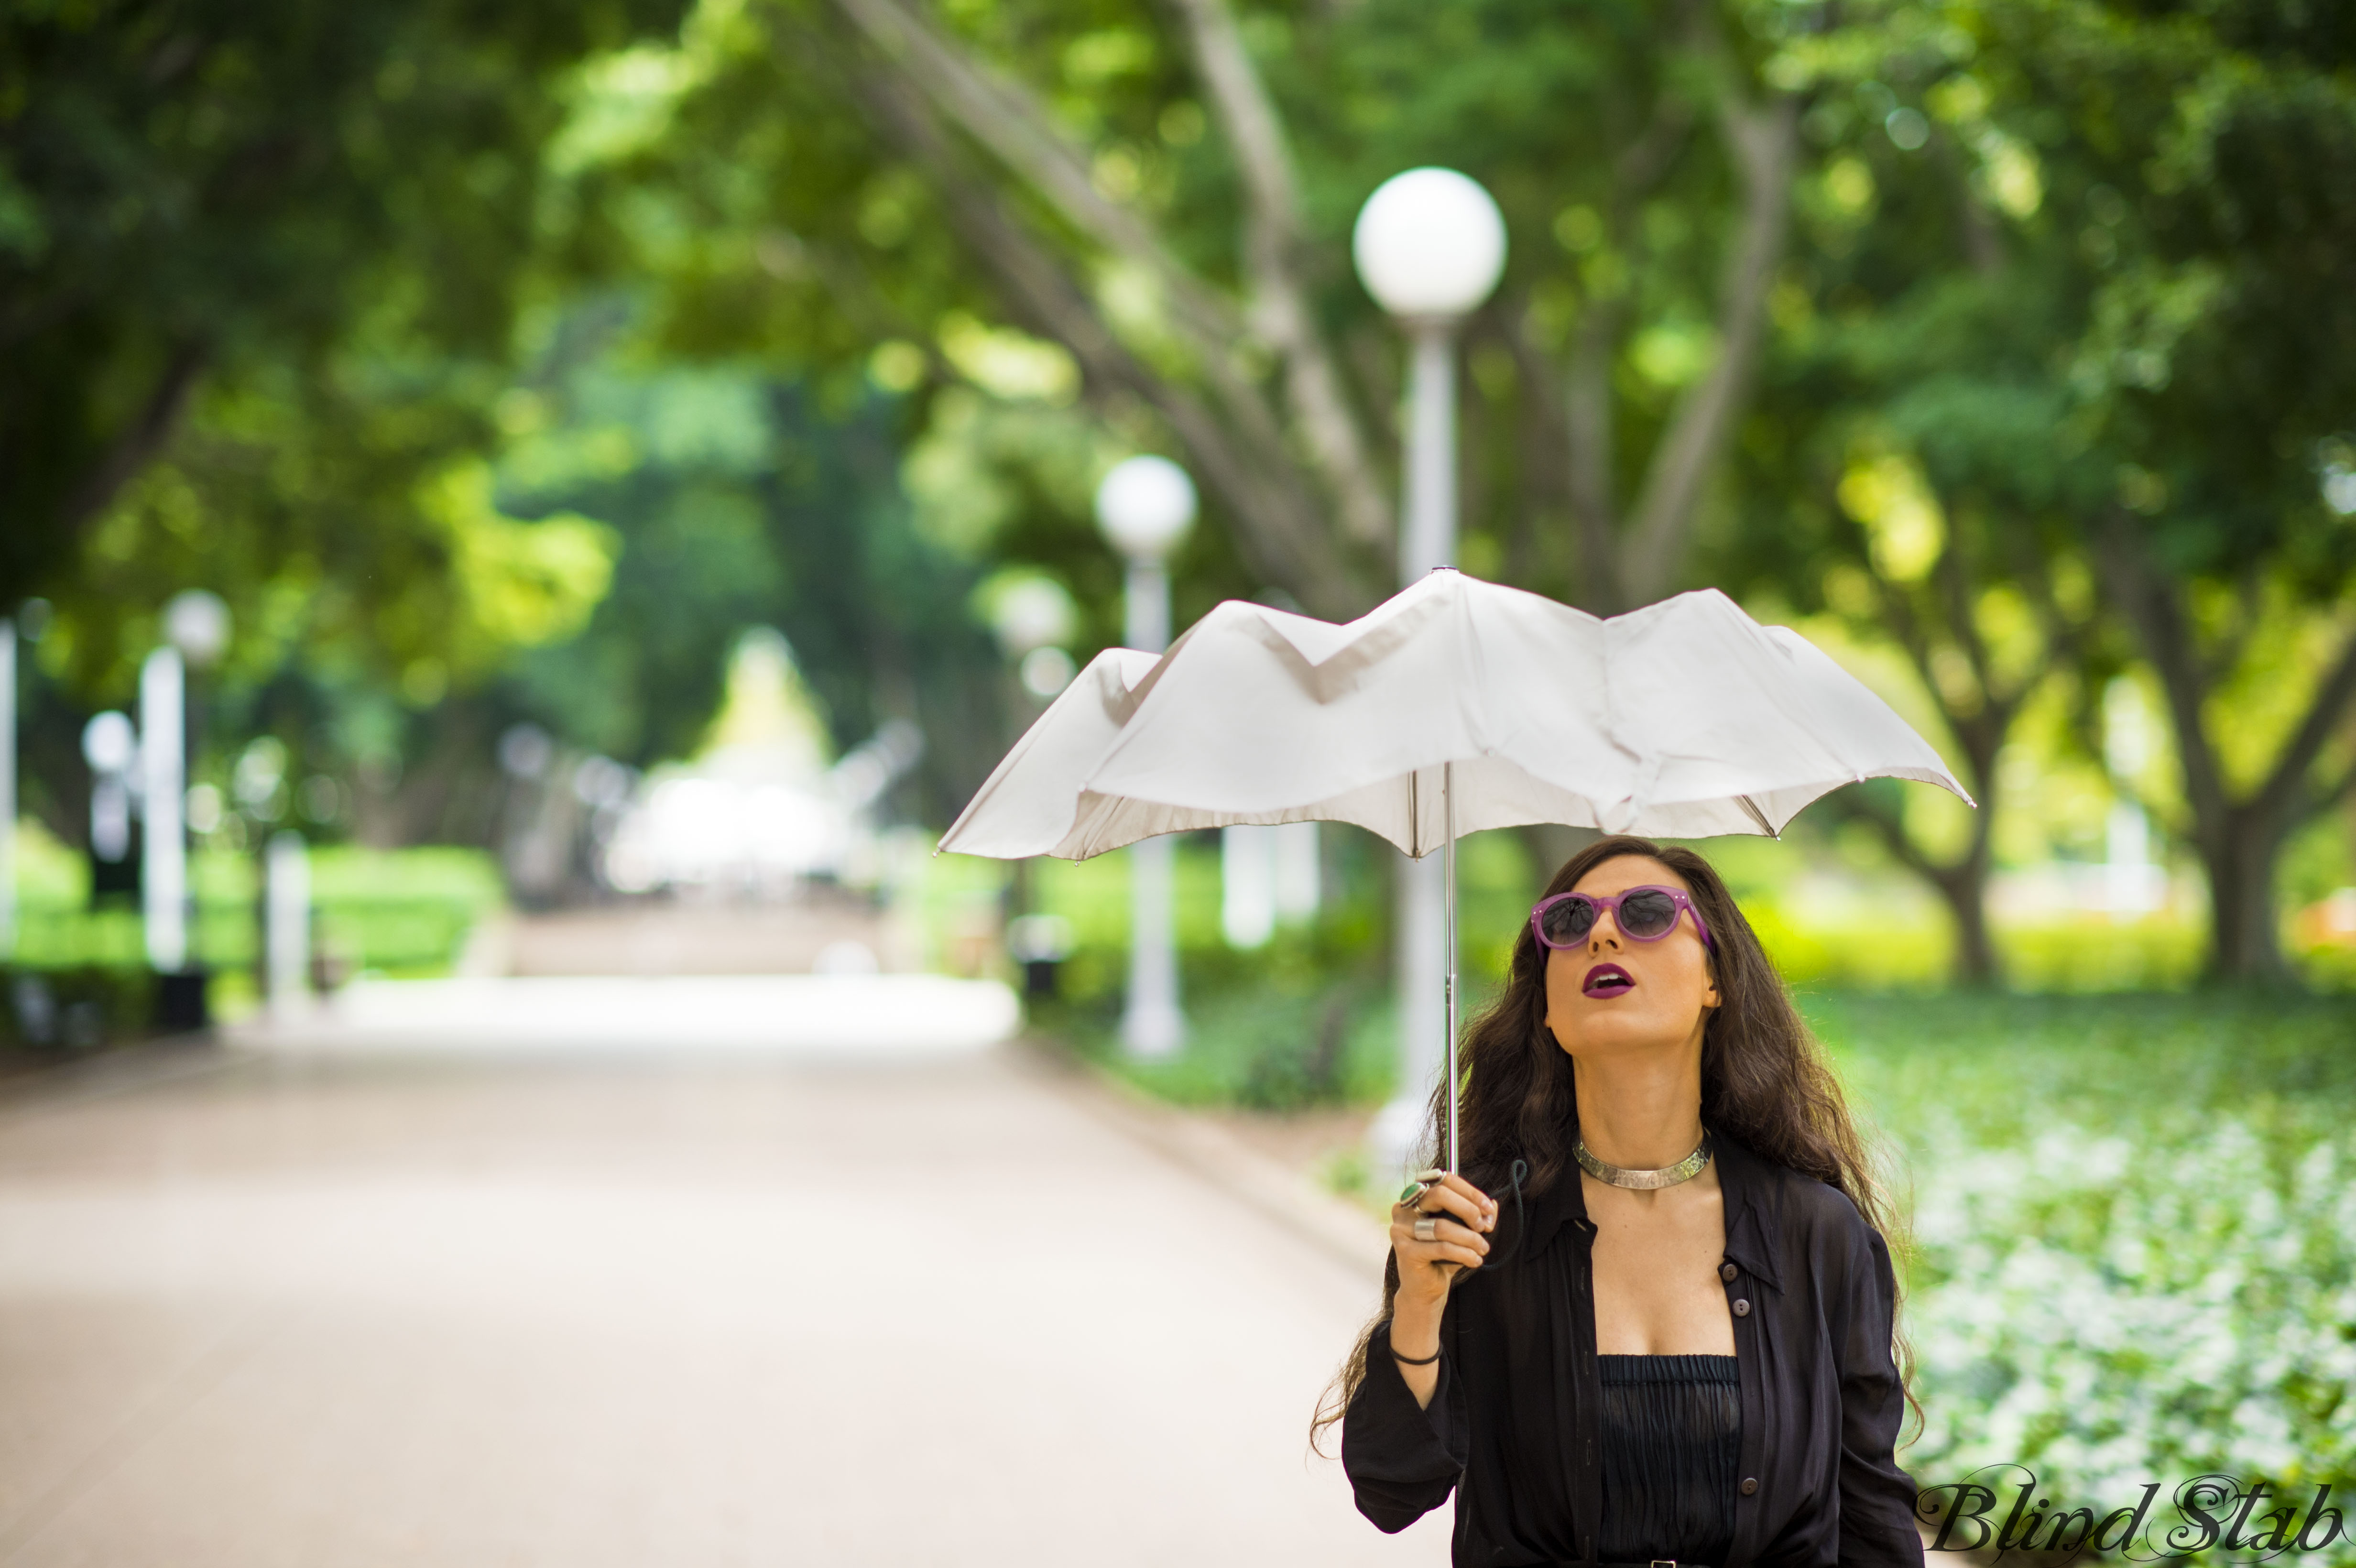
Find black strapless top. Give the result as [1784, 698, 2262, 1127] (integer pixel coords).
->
[1595, 1354, 1741, 1565]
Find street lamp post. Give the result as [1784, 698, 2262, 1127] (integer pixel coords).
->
[139, 647, 187, 973]
[1096, 455, 1197, 1058]
[0, 614, 13, 961]
[987, 574, 1079, 964]
[266, 829, 312, 1012]
[988, 577, 1080, 701]
[1353, 168, 1508, 1176]
[82, 712, 138, 892]
[145, 590, 229, 1027]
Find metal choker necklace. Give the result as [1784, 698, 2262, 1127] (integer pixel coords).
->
[1575, 1131, 1712, 1190]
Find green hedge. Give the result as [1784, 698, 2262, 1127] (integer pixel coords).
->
[8, 845, 503, 981]
[0, 965, 155, 1052]
[1818, 993, 2356, 1560]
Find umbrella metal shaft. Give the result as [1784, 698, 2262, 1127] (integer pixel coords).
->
[1444, 761, 1458, 1175]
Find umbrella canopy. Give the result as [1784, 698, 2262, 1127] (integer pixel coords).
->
[940, 570, 1970, 862]
[938, 645, 1163, 861]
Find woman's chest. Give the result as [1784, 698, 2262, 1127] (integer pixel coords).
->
[1585, 1177, 1738, 1355]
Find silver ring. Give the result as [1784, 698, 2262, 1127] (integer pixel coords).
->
[1412, 1215, 1439, 1242]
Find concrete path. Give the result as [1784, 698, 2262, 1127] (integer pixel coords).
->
[0, 983, 1450, 1567]
[474, 898, 907, 979]
[284, 974, 1023, 1055]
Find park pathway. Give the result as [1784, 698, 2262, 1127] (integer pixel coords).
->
[0, 980, 1449, 1567]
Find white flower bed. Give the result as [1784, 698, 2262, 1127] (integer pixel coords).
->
[1904, 1117, 2356, 1556]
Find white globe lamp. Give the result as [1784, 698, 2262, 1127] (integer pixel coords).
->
[1096, 456, 1196, 656]
[989, 577, 1078, 658]
[82, 711, 138, 774]
[1092, 453, 1196, 1060]
[1094, 456, 1198, 563]
[1352, 168, 1508, 323]
[164, 589, 231, 667]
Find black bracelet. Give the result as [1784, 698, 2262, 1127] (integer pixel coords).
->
[1389, 1344, 1441, 1366]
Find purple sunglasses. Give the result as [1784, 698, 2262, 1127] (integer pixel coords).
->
[1530, 886, 1715, 952]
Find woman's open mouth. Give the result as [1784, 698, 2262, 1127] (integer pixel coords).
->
[1582, 963, 1635, 998]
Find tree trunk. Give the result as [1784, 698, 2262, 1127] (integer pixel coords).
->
[1942, 720, 2006, 987]
[1931, 855, 2000, 987]
[2095, 513, 2356, 984]
[2200, 808, 2291, 981]
[1839, 701, 2006, 988]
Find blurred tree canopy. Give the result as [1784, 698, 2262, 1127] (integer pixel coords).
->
[1, 0, 685, 605]
[597, 0, 1807, 620]
[7, 0, 2356, 981]
[484, 320, 1005, 828]
[2015, 1, 2356, 980]
[1721, 0, 2356, 979]
[1, 0, 997, 841]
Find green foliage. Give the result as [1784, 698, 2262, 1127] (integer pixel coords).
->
[481, 317, 1008, 818]
[10, 844, 504, 980]
[0, 966, 156, 1052]
[1814, 990, 2356, 1146]
[0, 0, 690, 607]
[1048, 938, 1396, 1112]
[13, 0, 2356, 991]
[1717, 0, 2356, 979]
[574, 0, 1832, 621]
[497, 349, 785, 764]
[1818, 992, 2356, 1533]
[926, 827, 1412, 1110]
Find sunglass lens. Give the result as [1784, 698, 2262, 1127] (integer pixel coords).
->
[1621, 890, 1680, 938]
[1541, 898, 1597, 944]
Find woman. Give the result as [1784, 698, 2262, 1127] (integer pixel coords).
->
[1319, 835, 1921, 1568]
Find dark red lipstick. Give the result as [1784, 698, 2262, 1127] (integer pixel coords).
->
[1582, 963, 1634, 998]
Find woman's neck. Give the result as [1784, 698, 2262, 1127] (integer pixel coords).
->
[1571, 1050, 1705, 1170]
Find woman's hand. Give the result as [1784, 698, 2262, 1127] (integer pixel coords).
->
[1390, 1172, 1496, 1305]
[1385, 1172, 1495, 1408]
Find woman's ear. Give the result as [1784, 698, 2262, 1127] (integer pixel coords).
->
[1701, 959, 1722, 1011]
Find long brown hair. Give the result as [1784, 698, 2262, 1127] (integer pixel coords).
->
[1310, 834, 1912, 1452]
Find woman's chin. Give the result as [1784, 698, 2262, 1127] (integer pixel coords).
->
[1558, 1010, 1699, 1062]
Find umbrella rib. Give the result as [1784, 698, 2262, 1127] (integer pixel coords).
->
[1407, 765, 1419, 858]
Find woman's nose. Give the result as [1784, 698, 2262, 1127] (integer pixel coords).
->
[1587, 914, 1623, 949]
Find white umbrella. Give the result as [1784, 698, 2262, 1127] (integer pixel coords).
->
[940, 644, 1162, 860]
[940, 570, 1970, 1166]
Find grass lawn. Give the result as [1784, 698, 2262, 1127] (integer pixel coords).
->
[1808, 988, 2356, 1158]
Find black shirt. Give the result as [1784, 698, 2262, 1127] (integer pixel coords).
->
[1341, 1134, 1924, 1568]
[1596, 1354, 1740, 1563]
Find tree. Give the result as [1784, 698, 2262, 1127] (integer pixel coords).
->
[1727, 18, 2120, 984]
[1960, 0, 2356, 979]
[486, 321, 1014, 831]
[1732, 0, 2356, 982]
[0, 0, 724, 853]
[0, 0, 687, 607]
[604, 0, 1813, 623]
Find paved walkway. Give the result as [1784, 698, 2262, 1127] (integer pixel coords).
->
[0, 982, 1448, 1567]
[476, 898, 909, 979]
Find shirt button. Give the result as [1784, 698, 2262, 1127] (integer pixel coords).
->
[1741, 1477, 1760, 1496]
[1732, 1298, 1751, 1317]
[1720, 1262, 1738, 1282]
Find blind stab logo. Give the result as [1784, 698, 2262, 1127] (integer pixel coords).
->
[1919, 1466, 2348, 1563]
